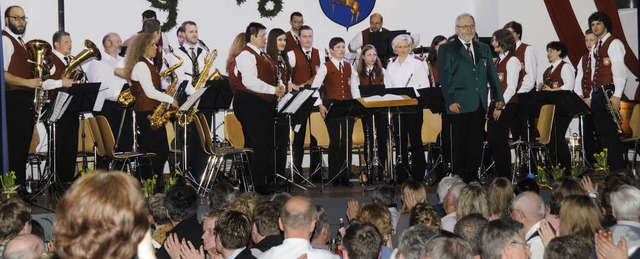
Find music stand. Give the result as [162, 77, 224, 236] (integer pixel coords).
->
[197, 79, 233, 147]
[276, 89, 317, 191]
[417, 87, 448, 184]
[368, 30, 408, 66]
[178, 85, 210, 185]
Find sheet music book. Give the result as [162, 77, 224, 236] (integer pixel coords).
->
[49, 92, 72, 122]
[180, 85, 209, 111]
[363, 94, 405, 102]
[92, 86, 110, 112]
[281, 89, 314, 114]
[277, 92, 294, 112]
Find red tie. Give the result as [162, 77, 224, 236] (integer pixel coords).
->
[465, 43, 473, 60]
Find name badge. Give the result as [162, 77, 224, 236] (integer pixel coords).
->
[603, 57, 611, 66]
[498, 72, 504, 82]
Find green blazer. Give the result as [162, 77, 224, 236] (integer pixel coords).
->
[437, 38, 504, 114]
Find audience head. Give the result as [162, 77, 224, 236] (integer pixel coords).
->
[54, 172, 148, 259]
[371, 185, 398, 208]
[252, 201, 281, 243]
[29, 220, 45, 243]
[0, 198, 32, 244]
[270, 192, 292, 208]
[401, 180, 428, 213]
[397, 225, 437, 259]
[550, 176, 586, 215]
[609, 184, 640, 221]
[514, 177, 540, 195]
[147, 193, 170, 226]
[341, 221, 382, 259]
[311, 205, 330, 245]
[559, 195, 603, 241]
[444, 182, 466, 215]
[480, 219, 530, 259]
[164, 183, 198, 222]
[209, 182, 238, 210]
[600, 171, 637, 223]
[280, 196, 317, 238]
[409, 203, 441, 233]
[437, 175, 464, 204]
[356, 203, 393, 245]
[456, 182, 490, 219]
[454, 213, 489, 256]
[543, 235, 594, 259]
[510, 192, 545, 230]
[202, 209, 224, 254]
[421, 233, 474, 259]
[3, 233, 45, 259]
[226, 192, 261, 222]
[488, 177, 514, 218]
[214, 210, 252, 252]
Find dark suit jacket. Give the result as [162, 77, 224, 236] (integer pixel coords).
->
[234, 248, 258, 259]
[438, 38, 503, 114]
[156, 216, 203, 259]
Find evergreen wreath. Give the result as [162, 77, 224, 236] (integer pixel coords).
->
[257, 0, 283, 19]
[236, 0, 247, 4]
[146, 0, 179, 32]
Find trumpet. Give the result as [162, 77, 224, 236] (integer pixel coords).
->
[604, 88, 624, 135]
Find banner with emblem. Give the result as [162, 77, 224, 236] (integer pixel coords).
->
[319, 0, 376, 30]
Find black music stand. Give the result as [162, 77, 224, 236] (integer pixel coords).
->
[368, 30, 408, 66]
[198, 79, 233, 146]
[322, 99, 366, 188]
[417, 87, 448, 184]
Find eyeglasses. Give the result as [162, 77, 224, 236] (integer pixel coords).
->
[8, 16, 28, 22]
[457, 25, 476, 30]
[511, 241, 531, 250]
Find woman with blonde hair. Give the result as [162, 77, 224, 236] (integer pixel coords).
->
[356, 203, 394, 257]
[456, 182, 490, 219]
[547, 176, 586, 230]
[488, 177, 514, 220]
[560, 195, 603, 241]
[409, 202, 442, 233]
[394, 180, 427, 247]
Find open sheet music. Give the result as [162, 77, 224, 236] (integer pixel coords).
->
[49, 92, 73, 122]
[180, 85, 209, 111]
[362, 94, 405, 102]
[280, 89, 315, 114]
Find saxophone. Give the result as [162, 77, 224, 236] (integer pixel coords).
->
[177, 49, 221, 127]
[604, 89, 624, 135]
[147, 45, 183, 130]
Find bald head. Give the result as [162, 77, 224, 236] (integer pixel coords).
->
[280, 196, 317, 237]
[102, 32, 122, 57]
[369, 13, 383, 32]
[511, 192, 545, 231]
[4, 233, 45, 259]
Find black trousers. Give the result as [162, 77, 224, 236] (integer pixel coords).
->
[450, 105, 486, 182]
[6, 91, 35, 186]
[136, 111, 168, 186]
[187, 109, 215, 181]
[325, 115, 354, 182]
[548, 116, 572, 174]
[487, 103, 518, 179]
[291, 112, 321, 179]
[52, 113, 79, 183]
[511, 102, 537, 142]
[591, 85, 624, 170]
[580, 114, 599, 166]
[361, 111, 388, 179]
[274, 114, 290, 179]
[393, 108, 426, 182]
[233, 91, 276, 186]
[93, 100, 134, 169]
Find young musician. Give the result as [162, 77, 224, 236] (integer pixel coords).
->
[574, 29, 599, 166]
[285, 12, 304, 52]
[312, 37, 360, 187]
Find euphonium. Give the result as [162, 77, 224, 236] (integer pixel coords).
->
[177, 49, 221, 127]
[25, 39, 53, 122]
[148, 45, 183, 130]
[62, 39, 101, 83]
[604, 89, 624, 135]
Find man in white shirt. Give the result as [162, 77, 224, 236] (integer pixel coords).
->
[609, 185, 640, 255]
[510, 192, 546, 259]
[170, 21, 208, 95]
[259, 196, 338, 259]
[441, 182, 466, 232]
[348, 13, 387, 53]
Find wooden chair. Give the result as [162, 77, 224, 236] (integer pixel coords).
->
[76, 118, 96, 170]
[513, 104, 555, 180]
[421, 109, 442, 184]
[351, 118, 366, 180]
[224, 113, 245, 148]
[27, 128, 45, 180]
[622, 104, 640, 176]
[94, 115, 154, 176]
[165, 122, 182, 172]
[309, 112, 329, 180]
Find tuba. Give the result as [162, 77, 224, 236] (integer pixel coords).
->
[25, 39, 53, 122]
[177, 49, 221, 127]
[148, 45, 183, 130]
[62, 39, 101, 83]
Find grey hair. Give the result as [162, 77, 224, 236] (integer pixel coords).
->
[450, 182, 467, 201]
[512, 192, 545, 219]
[391, 34, 414, 52]
[480, 220, 524, 259]
[397, 226, 437, 259]
[421, 234, 474, 259]
[455, 13, 475, 27]
[609, 184, 640, 221]
[438, 176, 463, 203]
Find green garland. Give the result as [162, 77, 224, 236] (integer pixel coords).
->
[257, 0, 283, 19]
[146, 0, 179, 32]
[236, 0, 247, 4]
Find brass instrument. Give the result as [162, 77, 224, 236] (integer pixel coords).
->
[604, 89, 624, 135]
[62, 39, 101, 83]
[25, 39, 53, 122]
[177, 49, 221, 127]
[117, 87, 136, 107]
[148, 45, 184, 130]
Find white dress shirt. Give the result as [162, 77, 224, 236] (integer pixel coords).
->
[546, 59, 575, 91]
[499, 52, 522, 105]
[383, 55, 430, 96]
[42, 50, 70, 90]
[311, 56, 361, 106]
[525, 221, 545, 259]
[590, 33, 627, 97]
[574, 55, 589, 97]
[131, 58, 174, 103]
[441, 212, 457, 233]
[235, 43, 277, 95]
[516, 41, 538, 93]
[258, 238, 339, 259]
[287, 47, 325, 69]
[87, 51, 127, 111]
[2, 28, 23, 71]
[168, 41, 207, 95]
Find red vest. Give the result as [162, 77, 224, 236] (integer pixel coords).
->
[580, 53, 593, 98]
[130, 59, 162, 112]
[323, 61, 352, 101]
[291, 48, 320, 85]
[153, 36, 164, 72]
[361, 27, 389, 47]
[2, 31, 34, 92]
[49, 54, 66, 80]
[358, 68, 383, 85]
[496, 55, 519, 103]
[514, 43, 529, 88]
[285, 31, 299, 53]
[593, 36, 615, 87]
[542, 61, 566, 89]
[428, 61, 439, 86]
[231, 46, 278, 102]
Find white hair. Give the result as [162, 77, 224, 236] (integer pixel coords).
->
[455, 13, 475, 27]
[438, 176, 464, 203]
[449, 182, 467, 202]
[609, 185, 640, 221]
[512, 192, 545, 219]
[391, 34, 413, 52]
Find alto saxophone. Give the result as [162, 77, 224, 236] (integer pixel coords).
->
[604, 88, 624, 135]
[177, 49, 221, 127]
[148, 46, 183, 130]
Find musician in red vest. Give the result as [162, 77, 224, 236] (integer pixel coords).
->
[41, 31, 75, 184]
[121, 11, 167, 71]
[286, 25, 324, 182]
[231, 22, 285, 194]
[587, 12, 627, 169]
[2, 5, 41, 189]
[574, 29, 599, 166]
[311, 37, 360, 187]
[126, 33, 177, 190]
[487, 29, 520, 179]
[348, 13, 388, 53]
[539, 41, 575, 174]
[285, 12, 304, 52]
[504, 21, 538, 142]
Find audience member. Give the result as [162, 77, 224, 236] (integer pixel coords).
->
[559, 195, 603, 243]
[209, 182, 237, 210]
[594, 229, 631, 259]
[3, 233, 45, 259]
[202, 210, 224, 259]
[420, 233, 474, 259]
[514, 177, 540, 195]
[457, 182, 490, 220]
[158, 184, 203, 259]
[395, 180, 428, 247]
[147, 193, 173, 248]
[395, 226, 437, 259]
[214, 210, 255, 259]
[227, 192, 261, 222]
[608, 185, 640, 253]
[409, 203, 441, 233]
[311, 205, 331, 250]
[29, 220, 45, 245]
[270, 192, 292, 208]
[548, 177, 586, 230]
[488, 177, 514, 220]
[372, 185, 399, 227]
[480, 219, 531, 259]
[544, 235, 594, 259]
[600, 172, 637, 227]
[442, 182, 466, 232]
[341, 222, 382, 259]
[511, 192, 546, 259]
[355, 203, 393, 258]
[250, 201, 284, 257]
[259, 196, 337, 258]
[0, 198, 32, 252]
[454, 213, 488, 257]
[436, 176, 463, 217]
[53, 172, 150, 259]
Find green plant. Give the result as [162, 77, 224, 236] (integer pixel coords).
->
[142, 175, 158, 197]
[593, 148, 609, 171]
[549, 164, 565, 180]
[1, 171, 19, 199]
[165, 171, 181, 191]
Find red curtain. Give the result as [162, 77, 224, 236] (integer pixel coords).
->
[543, 0, 586, 67]
[593, 0, 640, 100]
